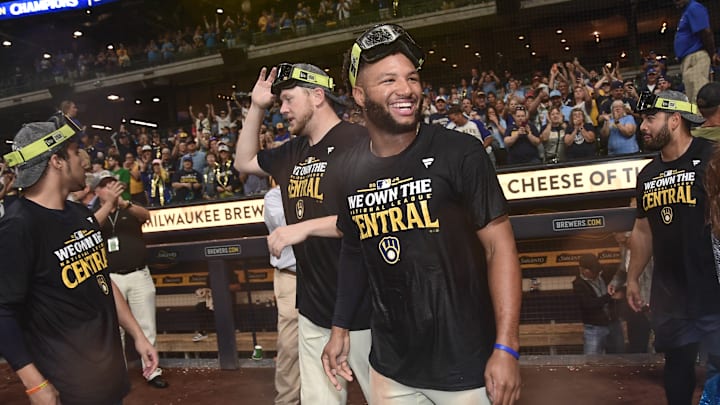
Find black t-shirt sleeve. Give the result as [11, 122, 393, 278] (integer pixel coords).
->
[0, 214, 36, 370]
[257, 140, 295, 181]
[458, 141, 509, 229]
[333, 232, 368, 329]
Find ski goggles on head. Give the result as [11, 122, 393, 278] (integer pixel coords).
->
[271, 63, 335, 95]
[3, 115, 80, 168]
[348, 24, 425, 88]
[636, 91, 698, 115]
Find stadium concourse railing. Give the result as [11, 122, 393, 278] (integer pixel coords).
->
[0, 0, 490, 100]
[144, 153, 650, 369]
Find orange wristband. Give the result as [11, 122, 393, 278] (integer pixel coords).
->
[25, 379, 49, 395]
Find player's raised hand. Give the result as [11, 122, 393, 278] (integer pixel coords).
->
[251, 67, 278, 110]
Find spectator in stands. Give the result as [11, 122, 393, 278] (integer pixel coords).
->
[210, 101, 234, 135]
[182, 138, 207, 174]
[504, 106, 541, 164]
[189, 105, 211, 135]
[480, 70, 501, 95]
[125, 151, 147, 206]
[564, 84, 593, 123]
[115, 131, 136, 162]
[94, 172, 168, 389]
[106, 154, 131, 201]
[147, 159, 172, 207]
[171, 156, 203, 203]
[336, 0, 351, 24]
[160, 36, 175, 62]
[473, 90, 488, 122]
[657, 75, 673, 92]
[539, 106, 567, 163]
[564, 107, 597, 160]
[146, 40, 161, 65]
[639, 69, 660, 95]
[573, 253, 625, 355]
[215, 144, 241, 198]
[484, 105, 507, 165]
[202, 152, 218, 200]
[600, 100, 638, 156]
[673, 0, 719, 102]
[448, 105, 496, 167]
[429, 96, 450, 126]
[294, 3, 311, 35]
[274, 122, 290, 143]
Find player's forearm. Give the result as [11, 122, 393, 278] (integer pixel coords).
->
[112, 282, 146, 343]
[701, 29, 716, 57]
[627, 222, 652, 284]
[481, 216, 521, 349]
[16, 364, 47, 391]
[297, 216, 342, 239]
[234, 104, 265, 175]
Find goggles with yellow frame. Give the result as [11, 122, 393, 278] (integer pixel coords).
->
[348, 24, 425, 88]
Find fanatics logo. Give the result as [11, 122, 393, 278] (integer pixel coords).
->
[422, 158, 434, 168]
[327, 146, 335, 154]
[692, 159, 701, 167]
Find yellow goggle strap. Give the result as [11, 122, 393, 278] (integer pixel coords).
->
[349, 43, 363, 88]
[3, 124, 76, 168]
[290, 68, 334, 91]
[653, 97, 699, 115]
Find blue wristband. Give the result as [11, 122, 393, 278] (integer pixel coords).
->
[494, 343, 520, 360]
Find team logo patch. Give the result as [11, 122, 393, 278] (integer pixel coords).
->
[378, 236, 400, 265]
[296, 199, 305, 220]
[661, 206, 673, 225]
[96, 274, 110, 295]
[375, 178, 392, 190]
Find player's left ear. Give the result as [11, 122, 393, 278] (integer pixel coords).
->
[353, 86, 366, 110]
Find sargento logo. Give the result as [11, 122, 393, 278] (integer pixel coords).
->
[349, 177, 439, 240]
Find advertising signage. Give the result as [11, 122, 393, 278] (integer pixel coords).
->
[0, 0, 118, 21]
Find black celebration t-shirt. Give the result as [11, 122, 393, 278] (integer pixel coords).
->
[0, 198, 129, 404]
[258, 120, 370, 329]
[334, 123, 509, 390]
[636, 136, 720, 318]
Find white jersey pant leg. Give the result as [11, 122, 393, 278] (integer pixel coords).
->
[298, 314, 347, 404]
[110, 268, 162, 381]
[347, 328, 372, 402]
[274, 269, 300, 405]
[370, 366, 491, 405]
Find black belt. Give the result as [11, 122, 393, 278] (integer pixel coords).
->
[113, 266, 146, 275]
[276, 268, 296, 275]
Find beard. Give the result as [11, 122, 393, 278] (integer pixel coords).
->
[364, 96, 421, 134]
[644, 122, 672, 151]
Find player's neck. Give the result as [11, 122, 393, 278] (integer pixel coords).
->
[306, 109, 341, 146]
[368, 123, 419, 158]
[24, 180, 68, 210]
[660, 133, 693, 162]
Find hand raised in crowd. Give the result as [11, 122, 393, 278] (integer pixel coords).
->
[251, 66, 278, 110]
[105, 180, 125, 206]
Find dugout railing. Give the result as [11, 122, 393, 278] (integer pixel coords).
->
[144, 154, 649, 368]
